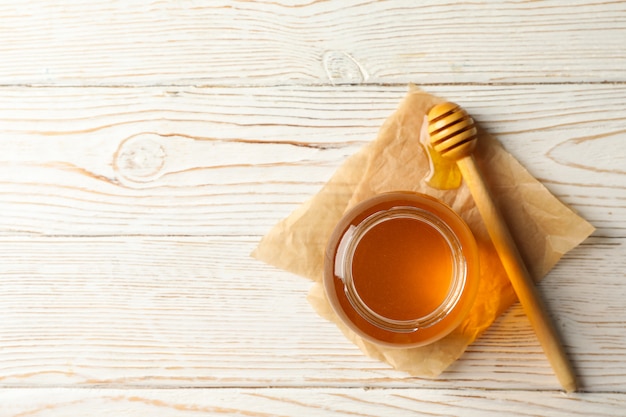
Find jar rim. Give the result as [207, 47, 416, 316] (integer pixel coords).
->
[334, 205, 467, 333]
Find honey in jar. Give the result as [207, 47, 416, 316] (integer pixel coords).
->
[324, 192, 479, 347]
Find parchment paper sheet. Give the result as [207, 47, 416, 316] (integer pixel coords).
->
[252, 86, 595, 377]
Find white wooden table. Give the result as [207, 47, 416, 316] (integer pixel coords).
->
[1, 1, 625, 415]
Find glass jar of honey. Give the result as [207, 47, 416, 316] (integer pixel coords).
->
[324, 192, 479, 347]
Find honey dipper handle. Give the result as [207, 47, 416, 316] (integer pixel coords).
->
[456, 155, 577, 393]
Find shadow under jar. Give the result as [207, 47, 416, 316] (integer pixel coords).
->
[324, 192, 480, 347]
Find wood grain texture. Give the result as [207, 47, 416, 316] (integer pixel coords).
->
[0, 84, 624, 237]
[1, 0, 625, 414]
[1, 387, 626, 417]
[0, 236, 623, 392]
[0, 0, 625, 85]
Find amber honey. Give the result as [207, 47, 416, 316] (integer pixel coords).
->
[324, 192, 479, 347]
[419, 120, 462, 190]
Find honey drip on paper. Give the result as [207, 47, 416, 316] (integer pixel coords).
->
[420, 117, 462, 190]
[351, 214, 454, 322]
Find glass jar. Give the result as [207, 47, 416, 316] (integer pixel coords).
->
[324, 192, 479, 347]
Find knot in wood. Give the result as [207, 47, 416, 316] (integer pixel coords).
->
[322, 50, 367, 85]
[114, 134, 166, 183]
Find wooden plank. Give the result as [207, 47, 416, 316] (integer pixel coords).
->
[0, 236, 623, 391]
[1, 387, 625, 417]
[0, 84, 623, 237]
[1, 1, 625, 85]
[2, 0, 624, 414]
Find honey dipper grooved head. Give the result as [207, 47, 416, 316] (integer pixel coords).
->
[427, 102, 478, 160]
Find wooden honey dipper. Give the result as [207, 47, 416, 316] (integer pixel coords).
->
[427, 102, 577, 393]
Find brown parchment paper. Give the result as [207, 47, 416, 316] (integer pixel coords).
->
[252, 86, 595, 377]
